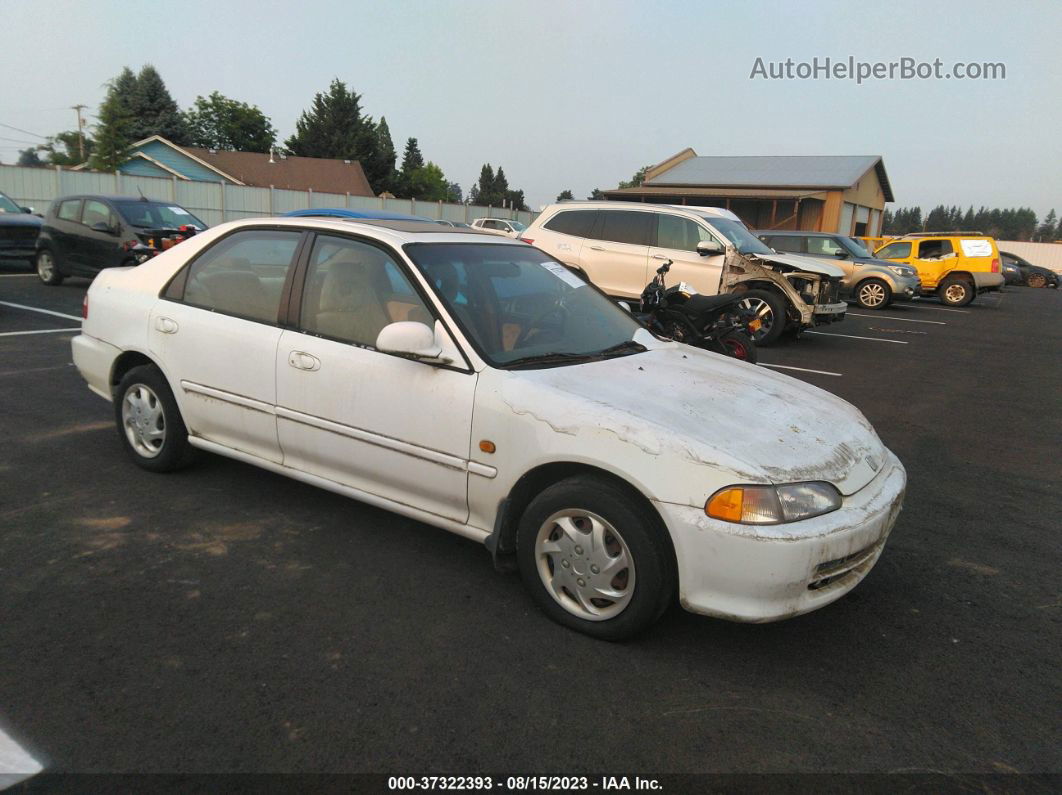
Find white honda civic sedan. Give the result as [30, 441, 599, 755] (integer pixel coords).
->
[72, 217, 906, 639]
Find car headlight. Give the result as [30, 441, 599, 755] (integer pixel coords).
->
[706, 482, 842, 524]
[887, 266, 914, 277]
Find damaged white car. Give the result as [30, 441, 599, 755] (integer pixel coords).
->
[72, 217, 905, 639]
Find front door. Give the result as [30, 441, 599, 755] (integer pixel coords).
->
[648, 213, 726, 296]
[78, 198, 121, 273]
[275, 233, 476, 522]
[149, 227, 304, 463]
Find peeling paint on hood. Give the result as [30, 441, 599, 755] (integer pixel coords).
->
[500, 345, 885, 496]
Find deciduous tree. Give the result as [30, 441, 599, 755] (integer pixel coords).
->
[184, 92, 276, 153]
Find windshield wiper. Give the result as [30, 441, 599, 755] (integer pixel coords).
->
[504, 351, 597, 369]
[594, 340, 646, 358]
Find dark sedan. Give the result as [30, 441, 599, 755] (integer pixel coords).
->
[1000, 251, 1059, 288]
[0, 190, 42, 270]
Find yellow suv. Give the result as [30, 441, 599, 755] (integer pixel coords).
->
[874, 232, 1004, 306]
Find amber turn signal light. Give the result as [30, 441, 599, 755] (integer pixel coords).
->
[479, 440, 496, 454]
[706, 488, 744, 522]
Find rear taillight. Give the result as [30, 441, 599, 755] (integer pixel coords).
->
[82, 294, 88, 320]
[991, 258, 999, 273]
[519, 237, 534, 245]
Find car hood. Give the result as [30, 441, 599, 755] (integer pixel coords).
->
[754, 251, 846, 278]
[499, 344, 887, 496]
[853, 256, 905, 268]
[0, 213, 42, 227]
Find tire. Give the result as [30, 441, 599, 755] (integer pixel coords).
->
[36, 249, 63, 286]
[937, 276, 975, 307]
[736, 288, 787, 346]
[1026, 272, 1047, 289]
[114, 365, 195, 472]
[854, 278, 891, 309]
[719, 330, 758, 363]
[516, 475, 675, 640]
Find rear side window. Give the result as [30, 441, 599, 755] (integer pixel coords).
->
[876, 242, 911, 259]
[543, 210, 597, 238]
[596, 211, 654, 246]
[916, 239, 954, 259]
[765, 235, 807, 254]
[57, 200, 82, 222]
[179, 229, 301, 324]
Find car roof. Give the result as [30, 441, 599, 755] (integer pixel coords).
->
[753, 229, 837, 237]
[540, 200, 741, 223]
[53, 194, 178, 203]
[282, 207, 430, 221]
[223, 216, 513, 245]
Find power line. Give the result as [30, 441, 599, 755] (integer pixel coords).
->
[0, 122, 47, 140]
[0, 136, 42, 145]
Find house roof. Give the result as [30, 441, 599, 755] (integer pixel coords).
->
[182, 146, 374, 196]
[602, 186, 828, 200]
[646, 154, 894, 202]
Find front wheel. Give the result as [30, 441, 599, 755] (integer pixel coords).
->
[516, 475, 675, 640]
[719, 330, 758, 363]
[736, 288, 787, 346]
[854, 278, 891, 309]
[114, 365, 195, 472]
[36, 250, 63, 285]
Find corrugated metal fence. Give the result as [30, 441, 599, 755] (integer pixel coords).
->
[0, 164, 537, 227]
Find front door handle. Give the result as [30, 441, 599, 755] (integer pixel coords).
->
[155, 316, 178, 334]
[588, 245, 605, 251]
[288, 351, 320, 371]
[650, 254, 669, 260]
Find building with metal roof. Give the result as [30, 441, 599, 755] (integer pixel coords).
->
[603, 149, 894, 237]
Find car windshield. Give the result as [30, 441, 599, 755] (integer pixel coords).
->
[842, 237, 873, 257]
[703, 217, 774, 255]
[114, 200, 206, 230]
[0, 193, 22, 213]
[405, 242, 645, 368]
[509, 220, 527, 232]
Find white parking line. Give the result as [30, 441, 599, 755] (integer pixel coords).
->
[760, 363, 842, 377]
[0, 274, 36, 278]
[806, 331, 909, 344]
[0, 300, 82, 322]
[0, 328, 81, 337]
[0, 726, 43, 787]
[847, 312, 945, 325]
[906, 302, 969, 314]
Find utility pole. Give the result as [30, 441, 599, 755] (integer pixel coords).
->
[71, 104, 87, 161]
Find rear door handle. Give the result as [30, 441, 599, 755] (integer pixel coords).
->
[651, 254, 669, 260]
[287, 351, 320, 371]
[155, 316, 178, 334]
[588, 245, 605, 251]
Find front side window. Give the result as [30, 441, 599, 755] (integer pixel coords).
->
[806, 236, 845, 257]
[57, 200, 82, 222]
[300, 235, 433, 347]
[181, 229, 301, 323]
[655, 215, 716, 252]
[876, 242, 912, 259]
[406, 242, 643, 367]
[596, 211, 654, 246]
[82, 200, 114, 229]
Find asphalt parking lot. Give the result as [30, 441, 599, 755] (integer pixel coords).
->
[0, 261, 1059, 782]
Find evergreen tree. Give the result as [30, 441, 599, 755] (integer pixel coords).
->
[469, 164, 495, 205]
[363, 116, 396, 195]
[183, 91, 276, 152]
[493, 167, 509, 204]
[446, 182, 463, 203]
[618, 165, 652, 189]
[395, 138, 426, 198]
[556, 189, 574, 202]
[128, 65, 188, 143]
[588, 188, 604, 200]
[17, 148, 43, 167]
[1036, 209, 1057, 242]
[285, 79, 373, 161]
[89, 77, 135, 171]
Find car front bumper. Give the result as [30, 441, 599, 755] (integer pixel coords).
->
[810, 301, 847, 325]
[893, 275, 921, 300]
[655, 450, 906, 623]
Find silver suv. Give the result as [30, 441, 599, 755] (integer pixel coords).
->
[522, 202, 847, 345]
[756, 231, 921, 309]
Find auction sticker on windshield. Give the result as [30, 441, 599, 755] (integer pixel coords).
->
[540, 261, 586, 288]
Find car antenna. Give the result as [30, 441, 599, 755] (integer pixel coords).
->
[137, 186, 148, 201]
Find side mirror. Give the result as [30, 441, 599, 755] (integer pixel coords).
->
[616, 300, 633, 313]
[696, 240, 724, 257]
[835, 250, 848, 258]
[91, 221, 115, 234]
[20, 206, 33, 214]
[376, 321, 453, 364]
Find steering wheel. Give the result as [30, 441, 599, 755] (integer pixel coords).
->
[514, 305, 569, 349]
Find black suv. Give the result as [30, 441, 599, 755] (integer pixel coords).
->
[0, 190, 42, 270]
[35, 194, 207, 285]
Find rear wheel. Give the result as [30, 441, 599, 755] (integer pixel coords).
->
[1027, 272, 1047, 289]
[36, 249, 63, 286]
[736, 288, 787, 346]
[854, 278, 891, 309]
[516, 475, 674, 640]
[938, 276, 975, 307]
[114, 365, 195, 472]
[719, 330, 758, 363]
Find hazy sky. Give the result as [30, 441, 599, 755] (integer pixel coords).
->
[3, 0, 1060, 215]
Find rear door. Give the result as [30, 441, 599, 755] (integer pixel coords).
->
[648, 213, 726, 296]
[150, 227, 305, 463]
[533, 209, 595, 269]
[578, 209, 652, 298]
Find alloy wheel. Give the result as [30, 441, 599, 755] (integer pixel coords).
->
[37, 252, 55, 281]
[858, 282, 887, 308]
[534, 509, 635, 621]
[738, 297, 774, 342]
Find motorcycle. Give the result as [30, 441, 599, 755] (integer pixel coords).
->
[124, 224, 200, 264]
[634, 259, 759, 362]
